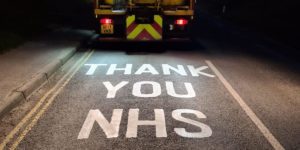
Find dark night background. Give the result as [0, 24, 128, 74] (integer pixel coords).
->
[0, 0, 299, 51]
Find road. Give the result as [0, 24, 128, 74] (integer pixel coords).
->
[0, 15, 300, 150]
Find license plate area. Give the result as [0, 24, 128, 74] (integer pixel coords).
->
[101, 24, 114, 34]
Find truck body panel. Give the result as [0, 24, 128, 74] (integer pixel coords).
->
[94, 0, 195, 41]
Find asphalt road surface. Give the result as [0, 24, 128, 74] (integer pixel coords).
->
[1, 16, 300, 150]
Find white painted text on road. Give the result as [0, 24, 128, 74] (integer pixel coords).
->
[85, 64, 215, 78]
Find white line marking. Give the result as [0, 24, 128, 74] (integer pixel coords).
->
[0, 50, 93, 150]
[10, 51, 94, 150]
[205, 60, 285, 150]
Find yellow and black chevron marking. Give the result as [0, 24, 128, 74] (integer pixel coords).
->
[126, 15, 163, 40]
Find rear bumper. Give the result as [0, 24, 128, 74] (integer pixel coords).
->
[97, 37, 190, 42]
[95, 15, 194, 41]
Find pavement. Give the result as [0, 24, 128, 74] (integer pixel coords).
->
[0, 15, 299, 150]
[0, 28, 93, 117]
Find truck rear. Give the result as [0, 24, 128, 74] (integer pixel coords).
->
[94, 0, 195, 41]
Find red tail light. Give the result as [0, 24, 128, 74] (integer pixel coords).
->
[175, 19, 188, 26]
[100, 18, 113, 24]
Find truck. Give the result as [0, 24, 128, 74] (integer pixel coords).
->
[93, 0, 196, 41]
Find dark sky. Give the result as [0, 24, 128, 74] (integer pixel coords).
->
[0, 0, 299, 44]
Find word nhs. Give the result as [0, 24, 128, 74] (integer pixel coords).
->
[85, 64, 215, 77]
[78, 109, 212, 139]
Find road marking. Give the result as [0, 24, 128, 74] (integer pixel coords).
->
[205, 60, 285, 150]
[0, 50, 94, 150]
[78, 108, 212, 139]
[84, 64, 215, 77]
[1, 51, 89, 149]
[10, 50, 94, 149]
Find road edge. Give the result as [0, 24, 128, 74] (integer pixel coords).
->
[0, 44, 80, 119]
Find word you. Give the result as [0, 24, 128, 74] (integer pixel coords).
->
[103, 81, 195, 98]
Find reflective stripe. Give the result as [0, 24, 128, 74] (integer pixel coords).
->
[136, 29, 155, 40]
[126, 15, 163, 40]
[127, 25, 144, 39]
[154, 15, 163, 27]
[127, 15, 135, 28]
[144, 24, 161, 39]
